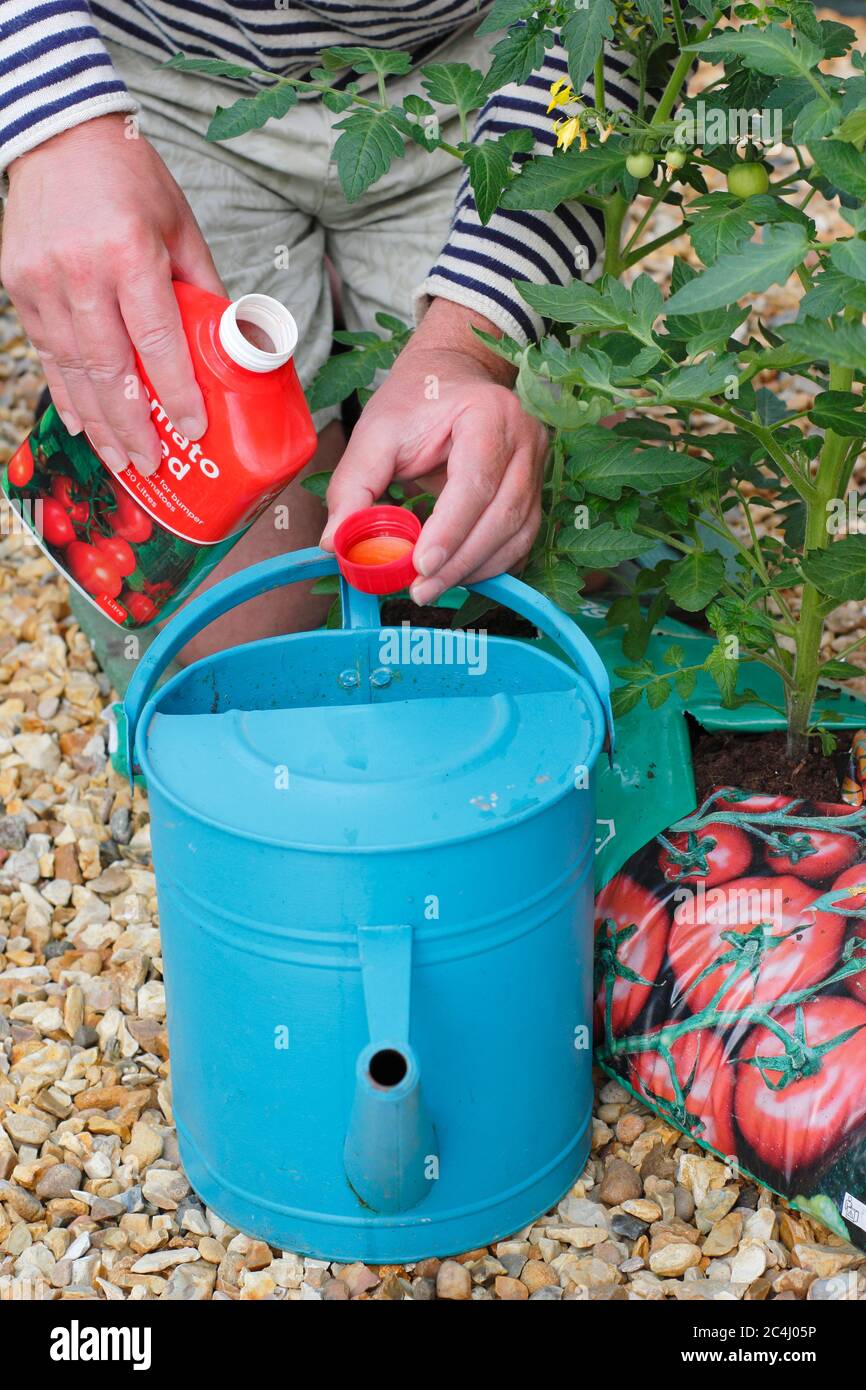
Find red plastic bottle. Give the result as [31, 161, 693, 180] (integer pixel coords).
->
[2, 282, 317, 629]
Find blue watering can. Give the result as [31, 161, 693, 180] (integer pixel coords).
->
[124, 548, 613, 1263]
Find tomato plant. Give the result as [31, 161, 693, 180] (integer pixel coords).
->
[66, 541, 123, 599]
[594, 872, 669, 1036]
[628, 1025, 736, 1157]
[735, 996, 866, 1176]
[668, 873, 844, 1016]
[38, 497, 76, 548]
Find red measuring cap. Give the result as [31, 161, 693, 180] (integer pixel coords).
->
[333, 505, 422, 595]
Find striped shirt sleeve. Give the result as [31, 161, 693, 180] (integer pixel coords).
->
[417, 37, 646, 344]
[0, 0, 137, 174]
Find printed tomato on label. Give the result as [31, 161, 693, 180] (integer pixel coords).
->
[94, 533, 136, 577]
[108, 484, 153, 544]
[826, 864, 866, 1003]
[594, 873, 670, 1037]
[669, 874, 844, 1015]
[658, 823, 751, 887]
[713, 791, 796, 815]
[50, 474, 88, 525]
[627, 1026, 736, 1156]
[765, 827, 858, 882]
[66, 541, 123, 600]
[734, 996, 866, 1175]
[38, 497, 76, 548]
[122, 591, 158, 624]
[7, 449, 34, 488]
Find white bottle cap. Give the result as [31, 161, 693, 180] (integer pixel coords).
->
[218, 293, 299, 372]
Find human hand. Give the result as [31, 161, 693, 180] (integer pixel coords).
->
[321, 297, 548, 605]
[2, 114, 224, 475]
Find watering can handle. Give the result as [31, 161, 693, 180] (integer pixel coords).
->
[123, 546, 614, 777]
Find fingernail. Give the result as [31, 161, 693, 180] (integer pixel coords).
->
[411, 579, 441, 606]
[320, 528, 335, 549]
[130, 451, 159, 477]
[178, 414, 206, 442]
[100, 447, 128, 474]
[59, 411, 82, 437]
[415, 544, 446, 578]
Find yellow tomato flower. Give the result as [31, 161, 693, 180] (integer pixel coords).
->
[554, 116, 586, 152]
[547, 77, 575, 113]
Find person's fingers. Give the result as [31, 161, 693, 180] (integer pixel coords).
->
[410, 444, 542, 605]
[320, 420, 402, 548]
[119, 253, 208, 443]
[410, 405, 512, 580]
[29, 300, 133, 473]
[39, 355, 83, 436]
[70, 292, 163, 475]
[168, 190, 227, 300]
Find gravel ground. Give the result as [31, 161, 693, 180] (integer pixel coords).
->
[2, 9, 866, 1298]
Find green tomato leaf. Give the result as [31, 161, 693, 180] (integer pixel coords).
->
[306, 323, 410, 411]
[778, 317, 866, 370]
[665, 224, 810, 315]
[820, 658, 864, 680]
[207, 81, 298, 141]
[502, 142, 627, 211]
[809, 139, 866, 200]
[560, 521, 657, 568]
[322, 46, 413, 76]
[810, 390, 866, 437]
[690, 24, 823, 79]
[566, 429, 711, 500]
[830, 238, 866, 283]
[332, 107, 407, 201]
[517, 279, 628, 330]
[665, 551, 726, 611]
[802, 535, 866, 601]
[475, 0, 540, 36]
[420, 63, 487, 121]
[164, 53, 258, 80]
[561, 1, 614, 92]
[463, 131, 531, 223]
[686, 196, 756, 265]
[705, 643, 740, 703]
[483, 18, 552, 93]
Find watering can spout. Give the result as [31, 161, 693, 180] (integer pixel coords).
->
[344, 1043, 436, 1213]
[343, 923, 437, 1213]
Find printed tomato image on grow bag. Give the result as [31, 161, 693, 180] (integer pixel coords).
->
[594, 786, 866, 1250]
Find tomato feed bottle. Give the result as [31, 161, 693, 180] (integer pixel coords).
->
[2, 283, 317, 629]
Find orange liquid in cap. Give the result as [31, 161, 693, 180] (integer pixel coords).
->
[346, 535, 413, 565]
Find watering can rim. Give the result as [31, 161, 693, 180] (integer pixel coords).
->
[123, 546, 615, 785]
[137, 685, 606, 856]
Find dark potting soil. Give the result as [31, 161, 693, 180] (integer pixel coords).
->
[690, 724, 846, 806]
[380, 598, 536, 639]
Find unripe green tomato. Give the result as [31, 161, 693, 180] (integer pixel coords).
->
[727, 161, 770, 199]
[626, 152, 655, 179]
[665, 148, 688, 170]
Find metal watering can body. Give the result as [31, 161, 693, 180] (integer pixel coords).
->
[124, 551, 613, 1263]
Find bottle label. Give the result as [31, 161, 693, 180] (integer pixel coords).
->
[2, 405, 238, 631]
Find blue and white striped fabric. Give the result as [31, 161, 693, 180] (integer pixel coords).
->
[0, 2, 645, 343]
